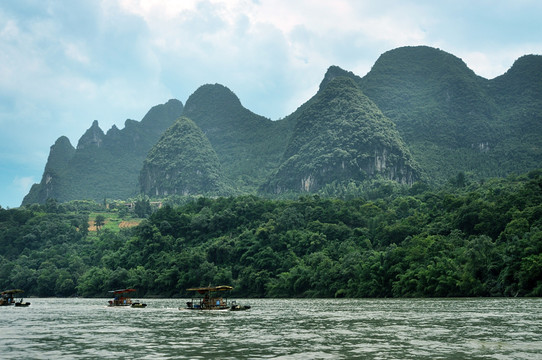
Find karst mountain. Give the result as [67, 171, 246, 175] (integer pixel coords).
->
[22, 46, 542, 205]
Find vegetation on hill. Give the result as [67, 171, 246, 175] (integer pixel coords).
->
[2, 171, 541, 298]
[139, 117, 226, 196]
[22, 99, 184, 205]
[182, 84, 294, 192]
[22, 46, 542, 205]
[22, 136, 76, 205]
[360, 46, 497, 145]
[487, 54, 542, 176]
[265, 76, 420, 193]
[357, 46, 542, 184]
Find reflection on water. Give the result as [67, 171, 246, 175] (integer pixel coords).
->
[1, 298, 541, 359]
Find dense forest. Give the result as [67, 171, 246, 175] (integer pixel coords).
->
[2, 170, 541, 298]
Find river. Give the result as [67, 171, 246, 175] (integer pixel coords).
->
[1, 298, 541, 359]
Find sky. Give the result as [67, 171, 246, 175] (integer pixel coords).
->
[1, 0, 541, 208]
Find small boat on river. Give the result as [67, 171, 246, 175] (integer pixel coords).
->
[108, 288, 147, 308]
[183, 285, 250, 311]
[0, 289, 31, 307]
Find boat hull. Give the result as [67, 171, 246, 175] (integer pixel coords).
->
[131, 303, 147, 308]
[181, 307, 231, 311]
[180, 305, 250, 311]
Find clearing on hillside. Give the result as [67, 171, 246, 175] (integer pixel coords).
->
[119, 220, 141, 228]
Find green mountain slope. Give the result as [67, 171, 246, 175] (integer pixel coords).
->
[283, 48, 542, 186]
[265, 76, 419, 193]
[22, 136, 76, 205]
[182, 84, 293, 192]
[22, 99, 183, 204]
[487, 55, 542, 174]
[140, 117, 226, 196]
[353, 46, 541, 183]
[22, 46, 542, 205]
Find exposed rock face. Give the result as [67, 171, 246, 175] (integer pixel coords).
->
[139, 117, 226, 196]
[266, 77, 419, 193]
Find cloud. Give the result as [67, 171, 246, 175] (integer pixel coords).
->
[1, 0, 541, 207]
[0, 1, 170, 144]
[13, 176, 35, 194]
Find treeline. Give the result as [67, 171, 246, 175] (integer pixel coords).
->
[1, 171, 541, 298]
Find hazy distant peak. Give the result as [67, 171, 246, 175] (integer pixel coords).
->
[47, 136, 76, 167]
[497, 54, 542, 82]
[77, 120, 105, 150]
[319, 66, 360, 92]
[372, 45, 475, 79]
[53, 135, 74, 149]
[140, 98, 184, 129]
[184, 83, 242, 114]
[490, 54, 542, 102]
[509, 54, 542, 72]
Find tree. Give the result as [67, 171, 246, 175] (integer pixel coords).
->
[94, 215, 106, 231]
[135, 198, 152, 218]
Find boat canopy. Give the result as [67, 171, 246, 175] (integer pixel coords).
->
[1, 289, 24, 295]
[108, 288, 137, 294]
[187, 285, 233, 294]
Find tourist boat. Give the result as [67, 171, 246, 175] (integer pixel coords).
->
[0, 289, 31, 307]
[183, 285, 250, 311]
[107, 288, 147, 308]
[15, 300, 31, 307]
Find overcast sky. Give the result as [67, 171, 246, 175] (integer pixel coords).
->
[1, 0, 541, 208]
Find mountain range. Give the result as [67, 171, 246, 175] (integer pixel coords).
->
[22, 46, 542, 205]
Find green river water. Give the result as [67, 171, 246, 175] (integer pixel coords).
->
[1, 298, 541, 359]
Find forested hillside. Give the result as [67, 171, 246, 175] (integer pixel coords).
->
[265, 76, 419, 193]
[22, 99, 184, 204]
[487, 54, 542, 174]
[22, 46, 542, 205]
[139, 117, 227, 196]
[3, 171, 541, 298]
[181, 84, 294, 193]
[358, 46, 542, 183]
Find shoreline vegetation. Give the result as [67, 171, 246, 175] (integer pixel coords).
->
[1, 170, 541, 299]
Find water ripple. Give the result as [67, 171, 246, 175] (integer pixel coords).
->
[1, 298, 541, 359]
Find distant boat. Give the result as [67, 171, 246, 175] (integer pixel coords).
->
[107, 288, 147, 308]
[183, 285, 250, 311]
[0, 289, 31, 307]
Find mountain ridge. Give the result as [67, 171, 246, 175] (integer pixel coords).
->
[22, 99, 184, 204]
[265, 76, 419, 193]
[22, 46, 542, 205]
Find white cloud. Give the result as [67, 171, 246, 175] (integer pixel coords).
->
[13, 176, 35, 194]
[63, 41, 90, 65]
[1, 0, 541, 207]
[460, 41, 542, 79]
